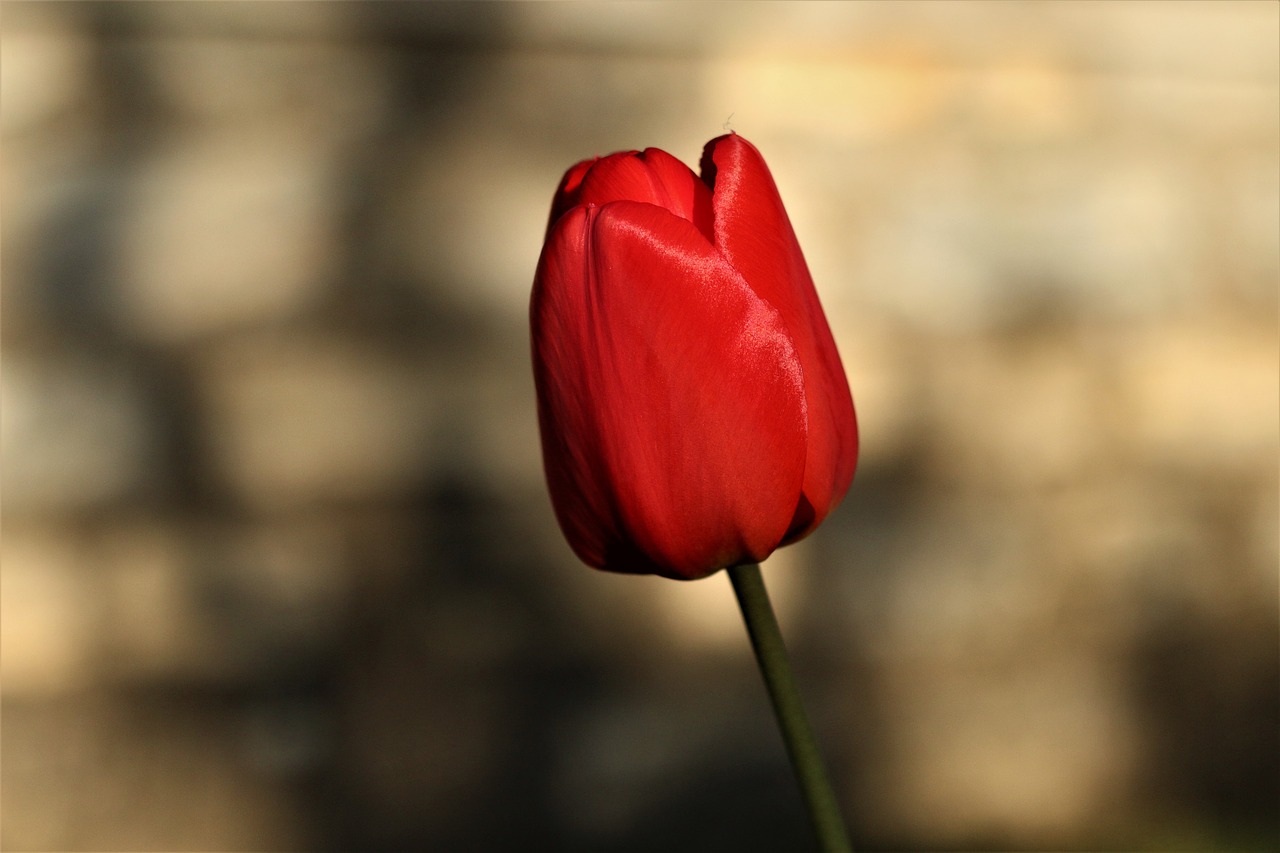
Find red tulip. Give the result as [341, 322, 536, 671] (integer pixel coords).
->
[531, 134, 857, 580]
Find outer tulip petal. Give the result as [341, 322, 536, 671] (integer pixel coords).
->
[702, 134, 858, 540]
[531, 201, 807, 579]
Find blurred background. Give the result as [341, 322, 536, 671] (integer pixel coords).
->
[2, 2, 1277, 850]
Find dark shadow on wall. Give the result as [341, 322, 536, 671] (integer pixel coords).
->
[1129, 568, 1280, 848]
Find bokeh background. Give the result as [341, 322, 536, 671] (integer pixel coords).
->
[3, 2, 1277, 850]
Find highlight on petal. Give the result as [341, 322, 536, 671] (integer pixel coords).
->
[531, 201, 808, 578]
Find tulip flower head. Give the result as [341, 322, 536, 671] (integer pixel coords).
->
[531, 134, 857, 580]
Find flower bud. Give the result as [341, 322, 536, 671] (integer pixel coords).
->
[531, 134, 857, 580]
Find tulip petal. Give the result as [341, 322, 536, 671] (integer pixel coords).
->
[532, 201, 807, 579]
[702, 134, 858, 540]
[568, 148, 716, 241]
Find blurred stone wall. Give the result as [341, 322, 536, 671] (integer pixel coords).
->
[2, 2, 1276, 850]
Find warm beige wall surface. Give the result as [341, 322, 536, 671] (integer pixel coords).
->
[3, 2, 1277, 850]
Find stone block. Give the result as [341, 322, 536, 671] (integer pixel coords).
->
[113, 131, 338, 343]
[0, 528, 99, 696]
[1117, 321, 1278, 472]
[1, 353, 155, 516]
[196, 334, 433, 509]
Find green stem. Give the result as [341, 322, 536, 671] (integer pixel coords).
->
[728, 562, 852, 852]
